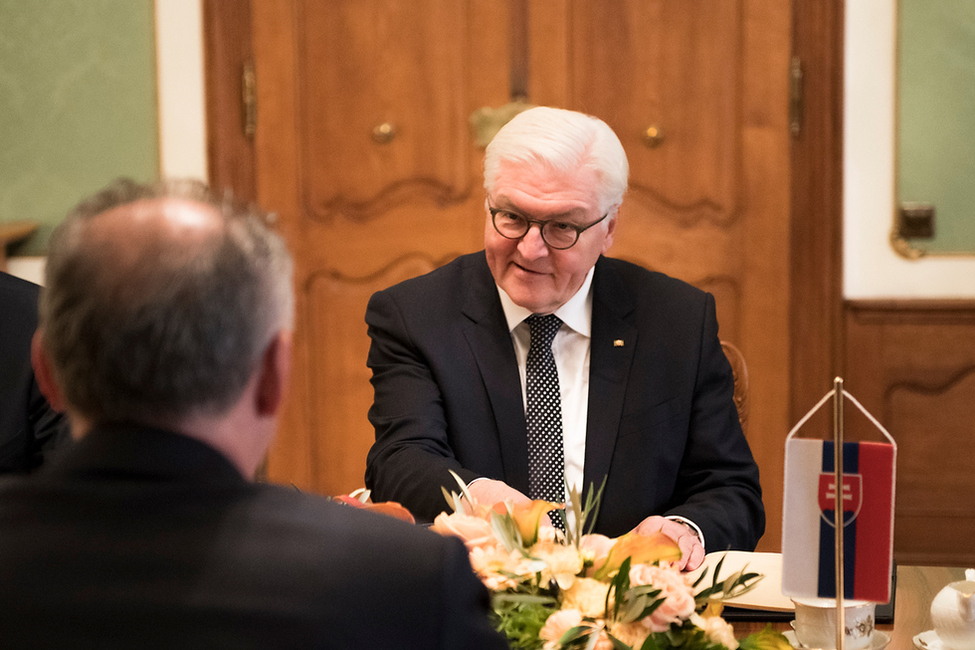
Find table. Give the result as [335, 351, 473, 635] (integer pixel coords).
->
[0, 221, 38, 272]
[734, 566, 967, 650]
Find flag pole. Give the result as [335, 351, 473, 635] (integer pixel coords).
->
[833, 377, 845, 650]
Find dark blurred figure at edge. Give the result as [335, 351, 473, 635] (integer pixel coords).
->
[0, 270, 70, 473]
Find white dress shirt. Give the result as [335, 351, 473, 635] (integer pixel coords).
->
[490, 268, 705, 547]
[497, 268, 594, 530]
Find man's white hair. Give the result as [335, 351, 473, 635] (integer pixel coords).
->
[483, 106, 629, 215]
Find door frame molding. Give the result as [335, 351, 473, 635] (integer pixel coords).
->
[789, 0, 844, 421]
[202, 0, 257, 203]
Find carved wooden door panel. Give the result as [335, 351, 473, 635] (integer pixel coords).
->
[537, 1, 793, 552]
[252, 0, 506, 495]
[251, 0, 791, 550]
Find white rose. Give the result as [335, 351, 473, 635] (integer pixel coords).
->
[692, 613, 739, 650]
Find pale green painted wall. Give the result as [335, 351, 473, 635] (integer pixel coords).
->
[0, 0, 159, 255]
[898, 0, 975, 253]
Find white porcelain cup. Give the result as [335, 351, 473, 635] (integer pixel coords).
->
[931, 579, 975, 650]
[792, 597, 876, 650]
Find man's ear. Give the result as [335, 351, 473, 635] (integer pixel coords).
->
[255, 330, 293, 417]
[31, 331, 66, 413]
[601, 208, 619, 253]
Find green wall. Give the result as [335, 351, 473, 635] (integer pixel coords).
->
[0, 0, 159, 255]
[898, 0, 975, 254]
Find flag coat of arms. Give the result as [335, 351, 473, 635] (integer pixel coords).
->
[782, 438, 896, 603]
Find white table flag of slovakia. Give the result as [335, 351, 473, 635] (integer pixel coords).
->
[781, 389, 896, 603]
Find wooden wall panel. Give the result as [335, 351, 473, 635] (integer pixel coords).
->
[569, 1, 741, 222]
[845, 301, 975, 566]
[563, 0, 748, 346]
[306, 256, 447, 494]
[296, 0, 472, 218]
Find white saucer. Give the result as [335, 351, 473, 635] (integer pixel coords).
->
[784, 629, 890, 650]
[914, 630, 943, 650]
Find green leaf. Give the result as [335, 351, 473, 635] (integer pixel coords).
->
[490, 595, 556, 650]
[492, 592, 557, 606]
[607, 633, 632, 650]
[620, 593, 647, 624]
[559, 626, 590, 645]
[441, 486, 462, 514]
[563, 476, 608, 547]
[608, 556, 632, 619]
[490, 508, 524, 553]
[640, 634, 665, 650]
[442, 469, 478, 513]
[583, 476, 607, 536]
[738, 624, 793, 650]
[616, 584, 664, 624]
[694, 553, 764, 609]
[711, 555, 726, 590]
[637, 596, 665, 620]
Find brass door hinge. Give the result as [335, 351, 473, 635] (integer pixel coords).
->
[242, 61, 257, 139]
[789, 56, 803, 137]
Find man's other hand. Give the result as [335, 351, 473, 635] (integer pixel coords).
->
[466, 479, 531, 514]
[633, 516, 705, 571]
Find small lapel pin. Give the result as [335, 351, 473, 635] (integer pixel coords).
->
[613, 339, 625, 347]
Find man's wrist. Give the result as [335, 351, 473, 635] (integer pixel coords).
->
[666, 515, 706, 552]
[466, 477, 489, 489]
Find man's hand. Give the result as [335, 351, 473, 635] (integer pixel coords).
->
[633, 516, 705, 571]
[466, 479, 531, 513]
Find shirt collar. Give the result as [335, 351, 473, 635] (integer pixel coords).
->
[497, 266, 595, 337]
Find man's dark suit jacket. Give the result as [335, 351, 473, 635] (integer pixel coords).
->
[0, 423, 506, 649]
[365, 252, 765, 551]
[0, 272, 68, 473]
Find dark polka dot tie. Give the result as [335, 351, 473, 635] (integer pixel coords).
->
[525, 314, 565, 531]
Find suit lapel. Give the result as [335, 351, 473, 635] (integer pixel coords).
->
[584, 258, 637, 501]
[460, 255, 531, 494]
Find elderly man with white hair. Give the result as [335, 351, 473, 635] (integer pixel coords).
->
[365, 107, 765, 570]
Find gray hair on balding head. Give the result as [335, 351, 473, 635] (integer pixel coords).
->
[483, 106, 629, 215]
[40, 177, 294, 425]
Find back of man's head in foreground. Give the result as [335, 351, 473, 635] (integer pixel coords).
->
[33, 178, 294, 472]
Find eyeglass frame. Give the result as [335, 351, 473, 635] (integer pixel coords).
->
[488, 206, 609, 250]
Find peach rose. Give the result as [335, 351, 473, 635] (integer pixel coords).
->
[531, 539, 584, 589]
[609, 621, 650, 648]
[536, 525, 560, 544]
[431, 511, 495, 547]
[563, 578, 611, 618]
[628, 564, 696, 632]
[539, 609, 583, 648]
[579, 534, 615, 565]
[469, 544, 536, 590]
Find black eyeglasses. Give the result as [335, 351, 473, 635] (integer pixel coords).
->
[489, 207, 608, 250]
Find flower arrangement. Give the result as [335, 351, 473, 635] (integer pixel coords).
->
[431, 475, 791, 650]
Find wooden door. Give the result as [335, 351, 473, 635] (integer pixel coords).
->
[247, 0, 792, 551]
[251, 0, 503, 496]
